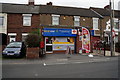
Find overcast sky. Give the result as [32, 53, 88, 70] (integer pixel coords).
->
[0, 0, 120, 10]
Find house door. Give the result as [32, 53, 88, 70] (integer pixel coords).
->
[45, 37, 53, 53]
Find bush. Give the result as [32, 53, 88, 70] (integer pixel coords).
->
[25, 34, 40, 48]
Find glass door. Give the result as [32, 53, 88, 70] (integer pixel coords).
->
[45, 37, 53, 53]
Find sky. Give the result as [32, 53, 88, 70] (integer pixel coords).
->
[0, 0, 120, 10]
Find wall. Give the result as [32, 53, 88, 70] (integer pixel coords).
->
[0, 13, 7, 34]
[60, 15, 74, 26]
[40, 14, 51, 25]
[7, 14, 40, 43]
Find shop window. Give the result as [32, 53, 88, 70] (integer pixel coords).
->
[74, 16, 80, 26]
[52, 14, 60, 25]
[23, 14, 32, 26]
[93, 18, 99, 30]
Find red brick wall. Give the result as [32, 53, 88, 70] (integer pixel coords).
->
[76, 35, 82, 53]
[7, 14, 40, 43]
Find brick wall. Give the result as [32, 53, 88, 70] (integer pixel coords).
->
[40, 14, 51, 25]
[60, 15, 74, 26]
[7, 14, 40, 43]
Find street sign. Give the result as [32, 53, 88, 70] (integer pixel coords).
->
[112, 29, 115, 38]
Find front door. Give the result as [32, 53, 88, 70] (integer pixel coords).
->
[45, 37, 53, 53]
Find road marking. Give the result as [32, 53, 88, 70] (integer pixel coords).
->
[42, 58, 112, 66]
[45, 62, 66, 66]
[2, 58, 117, 65]
[57, 59, 68, 61]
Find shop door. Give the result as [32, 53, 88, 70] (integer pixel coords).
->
[45, 37, 53, 53]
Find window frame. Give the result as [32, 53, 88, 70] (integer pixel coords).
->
[93, 18, 99, 30]
[113, 18, 119, 30]
[52, 14, 60, 25]
[0, 16, 4, 27]
[74, 16, 80, 26]
[22, 14, 32, 26]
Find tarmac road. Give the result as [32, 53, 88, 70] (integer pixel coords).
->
[2, 58, 119, 78]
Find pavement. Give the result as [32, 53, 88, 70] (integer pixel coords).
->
[1, 52, 119, 65]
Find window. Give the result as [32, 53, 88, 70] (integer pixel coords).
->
[8, 33, 17, 43]
[23, 14, 32, 26]
[114, 18, 119, 29]
[93, 18, 99, 30]
[0, 16, 4, 26]
[52, 15, 60, 25]
[74, 16, 80, 26]
[119, 20, 120, 32]
[22, 33, 28, 42]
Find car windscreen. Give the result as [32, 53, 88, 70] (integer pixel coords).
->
[6, 42, 22, 48]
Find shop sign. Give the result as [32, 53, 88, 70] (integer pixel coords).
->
[72, 29, 77, 34]
[43, 28, 77, 37]
[91, 30, 94, 36]
[82, 27, 91, 52]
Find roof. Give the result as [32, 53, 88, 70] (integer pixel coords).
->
[0, 3, 39, 14]
[0, 3, 101, 18]
[39, 5, 101, 17]
[90, 7, 120, 18]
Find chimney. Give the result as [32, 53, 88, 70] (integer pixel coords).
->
[47, 2, 52, 5]
[104, 5, 110, 9]
[28, 0, 34, 5]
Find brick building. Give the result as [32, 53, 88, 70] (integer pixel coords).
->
[90, 7, 120, 44]
[0, 0, 103, 53]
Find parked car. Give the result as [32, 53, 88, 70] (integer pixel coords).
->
[2, 42, 26, 57]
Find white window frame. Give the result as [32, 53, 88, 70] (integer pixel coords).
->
[113, 18, 119, 30]
[74, 16, 80, 26]
[0, 16, 4, 26]
[0, 13, 7, 34]
[23, 14, 32, 26]
[93, 18, 99, 30]
[52, 14, 60, 25]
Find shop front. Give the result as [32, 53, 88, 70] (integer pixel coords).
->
[43, 28, 77, 54]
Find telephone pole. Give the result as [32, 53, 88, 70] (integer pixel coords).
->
[109, 0, 113, 56]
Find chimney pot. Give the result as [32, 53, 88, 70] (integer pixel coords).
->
[28, 0, 34, 5]
[47, 2, 52, 5]
[104, 5, 110, 9]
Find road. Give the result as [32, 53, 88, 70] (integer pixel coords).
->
[2, 59, 119, 78]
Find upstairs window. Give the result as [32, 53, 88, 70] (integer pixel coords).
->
[93, 18, 99, 30]
[52, 14, 60, 25]
[0, 16, 4, 26]
[23, 14, 32, 26]
[74, 16, 80, 26]
[114, 18, 119, 30]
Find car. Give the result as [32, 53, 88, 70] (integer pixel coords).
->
[2, 42, 26, 58]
